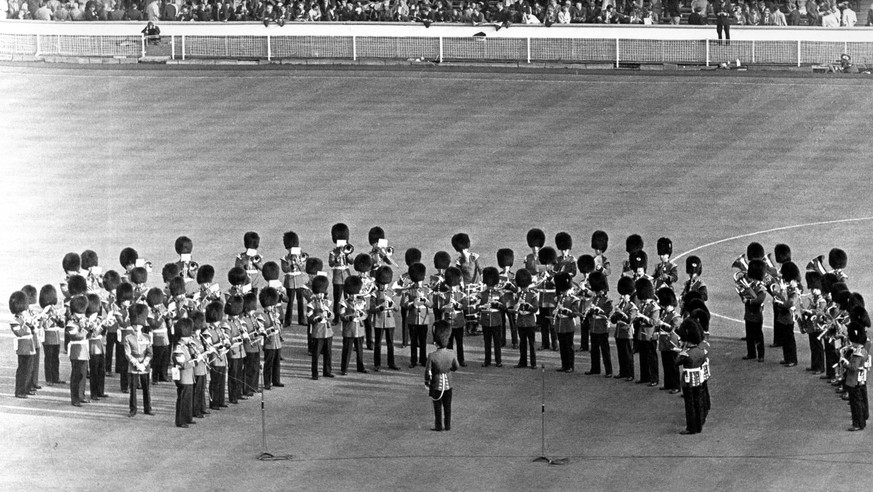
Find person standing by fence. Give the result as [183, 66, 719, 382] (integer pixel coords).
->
[715, 0, 732, 43]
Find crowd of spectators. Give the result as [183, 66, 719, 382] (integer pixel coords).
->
[0, 0, 871, 26]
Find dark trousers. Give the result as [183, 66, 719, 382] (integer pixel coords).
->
[263, 349, 281, 387]
[616, 338, 634, 378]
[849, 385, 866, 429]
[745, 320, 764, 359]
[431, 387, 453, 430]
[43, 343, 61, 384]
[772, 312, 782, 346]
[590, 332, 612, 375]
[286, 288, 305, 326]
[175, 383, 194, 426]
[639, 340, 659, 383]
[779, 322, 797, 364]
[702, 381, 711, 423]
[89, 354, 105, 397]
[374, 328, 395, 368]
[105, 332, 117, 372]
[119, 362, 129, 392]
[30, 346, 40, 390]
[558, 332, 575, 370]
[409, 324, 428, 366]
[332, 285, 343, 325]
[716, 18, 730, 40]
[227, 357, 244, 402]
[518, 326, 536, 367]
[116, 341, 128, 389]
[537, 309, 555, 349]
[683, 385, 705, 433]
[501, 310, 517, 347]
[482, 325, 502, 365]
[193, 374, 206, 417]
[70, 359, 88, 404]
[808, 333, 825, 372]
[341, 336, 365, 373]
[579, 321, 590, 351]
[16, 354, 33, 397]
[825, 341, 838, 379]
[311, 337, 333, 377]
[152, 345, 169, 383]
[244, 351, 260, 395]
[446, 327, 465, 364]
[129, 373, 151, 414]
[209, 365, 226, 408]
[364, 319, 373, 349]
[401, 310, 409, 347]
[661, 351, 679, 390]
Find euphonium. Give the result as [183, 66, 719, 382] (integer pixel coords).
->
[806, 255, 828, 276]
[731, 254, 749, 273]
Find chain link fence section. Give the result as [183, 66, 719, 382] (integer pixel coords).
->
[269, 35, 353, 59]
[530, 38, 615, 63]
[0, 33, 37, 55]
[442, 36, 526, 61]
[357, 36, 438, 60]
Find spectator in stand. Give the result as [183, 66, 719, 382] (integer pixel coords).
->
[691, 0, 708, 17]
[839, 1, 857, 26]
[84, 0, 97, 19]
[650, 0, 662, 23]
[557, 3, 571, 22]
[109, 1, 123, 19]
[144, 0, 158, 21]
[0, 0, 8, 19]
[125, 1, 140, 20]
[665, 0, 680, 23]
[821, 5, 839, 26]
[307, 1, 321, 20]
[773, 4, 786, 24]
[521, 3, 540, 22]
[746, 3, 761, 24]
[69, 1, 82, 19]
[868, 2, 873, 25]
[688, 5, 707, 23]
[715, 0, 731, 41]
[805, 0, 819, 25]
[18, 0, 31, 17]
[35, 1, 53, 19]
[470, 2, 484, 23]
[162, 0, 176, 20]
[761, 5, 773, 24]
[177, 3, 192, 20]
[55, 1, 69, 19]
[786, 1, 800, 24]
[570, 1, 586, 22]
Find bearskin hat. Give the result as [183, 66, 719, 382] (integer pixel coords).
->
[635, 277, 655, 300]
[86, 293, 101, 317]
[617, 276, 636, 296]
[538, 247, 557, 265]
[305, 257, 324, 275]
[746, 242, 765, 261]
[81, 250, 98, 270]
[554, 272, 573, 292]
[849, 323, 868, 345]
[205, 301, 224, 323]
[260, 287, 280, 308]
[433, 251, 451, 270]
[353, 254, 372, 274]
[39, 284, 58, 309]
[820, 273, 839, 295]
[805, 271, 822, 291]
[21, 285, 37, 305]
[657, 287, 677, 307]
[175, 318, 193, 338]
[482, 267, 500, 287]
[780, 262, 801, 284]
[145, 287, 164, 308]
[451, 233, 471, 252]
[168, 277, 187, 298]
[344, 275, 363, 296]
[405, 248, 422, 267]
[161, 263, 180, 283]
[225, 295, 244, 316]
[283, 231, 300, 249]
[368, 226, 385, 246]
[577, 255, 595, 274]
[331, 223, 350, 243]
[689, 307, 710, 334]
[747, 259, 766, 281]
[375, 266, 394, 285]
[69, 295, 88, 315]
[629, 251, 648, 272]
[312, 275, 329, 295]
[175, 236, 193, 255]
[774, 243, 791, 263]
[591, 230, 608, 252]
[656, 237, 672, 256]
[228, 267, 248, 287]
[103, 270, 121, 293]
[555, 232, 572, 251]
[243, 232, 260, 250]
[515, 269, 533, 288]
[62, 252, 81, 272]
[130, 303, 149, 326]
[682, 291, 703, 308]
[625, 234, 644, 254]
[67, 275, 88, 297]
[9, 291, 27, 315]
[686, 256, 702, 276]
[832, 283, 851, 308]
[115, 282, 134, 305]
[527, 228, 546, 249]
[191, 311, 206, 332]
[678, 317, 702, 344]
[828, 248, 847, 270]
[588, 271, 608, 293]
[850, 292, 865, 310]
[243, 292, 258, 312]
[851, 305, 871, 329]
[409, 263, 426, 283]
[262, 261, 280, 282]
[119, 247, 138, 268]
[444, 267, 462, 287]
[129, 267, 148, 285]
[196, 264, 215, 285]
[497, 248, 514, 268]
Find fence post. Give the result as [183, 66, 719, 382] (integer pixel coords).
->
[615, 38, 620, 68]
[170, 35, 175, 60]
[181, 35, 185, 61]
[35, 33, 40, 57]
[705, 38, 709, 67]
[267, 35, 271, 61]
[439, 36, 443, 63]
[225, 36, 229, 58]
[141, 34, 145, 58]
[751, 40, 755, 64]
[352, 35, 357, 61]
[797, 40, 801, 67]
[526, 37, 531, 64]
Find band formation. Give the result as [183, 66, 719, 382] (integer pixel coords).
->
[6, 225, 861, 433]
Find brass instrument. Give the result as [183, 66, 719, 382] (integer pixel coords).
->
[734, 273, 756, 301]
[806, 255, 828, 276]
[731, 254, 750, 273]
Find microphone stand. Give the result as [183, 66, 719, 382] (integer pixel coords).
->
[533, 364, 568, 465]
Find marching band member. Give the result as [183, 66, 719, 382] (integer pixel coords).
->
[440, 267, 468, 367]
[680, 256, 708, 316]
[235, 231, 264, 294]
[172, 318, 196, 428]
[85, 293, 108, 401]
[554, 232, 577, 278]
[425, 320, 459, 432]
[352, 254, 375, 351]
[167, 277, 194, 325]
[115, 282, 135, 393]
[478, 267, 504, 368]
[741, 259, 768, 362]
[431, 251, 451, 300]
[629, 250, 650, 282]
[368, 226, 397, 272]
[583, 271, 613, 377]
[161, 263, 181, 299]
[676, 317, 708, 435]
[553, 272, 581, 373]
[329, 223, 355, 325]
[223, 295, 247, 403]
[634, 277, 660, 387]
[124, 304, 153, 417]
[591, 230, 612, 277]
[21, 285, 42, 393]
[657, 287, 682, 394]
[194, 265, 220, 311]
[774, 243, 792, 271]
[843, 307, 869, 431]
[129, 267, 149, 302]
[403, 263, 432, 368]
[204, 301, 229, 409]
[60, 252, 82, 299]
[653, 238, 678, 292]
[452, 233, 482, 336]
[307, 274, 335, 380]
[396, 248, 422, 348]
[339, 276, 368, 375]
[622, 234, 644, 277]
[524, 228, 546, 275]
[746, 242, 777, 347]
[260, 287, 285, 389]
[513, 269, 539, 369]
[576, 255, 596, 352]
[66, 295, 90, 406]
[174, 236, 200, 295]
[828, 283, 851, 389]
[242, 292, 264, 397]
[281, 230, 308, 327]
[612, 276, 637, 381]
[261, 260, 287, 330]
[227, 266, 251, 299]
[496, 248, 518, 349]
[536, 246, 558, 351]
[801, 271, 827, 374]
[119, 247, 150, 282]
[775, 262, 802, 367]
[10, 291, 37, 398]
[146, 288, 171, 384]
[38, 284, 65, 386]
[63, 275, 88, 352]
[101, 271, 121, 374]
[829, 248, 848, 283]
[81, 250, 103, 294]
[190, 312, 210, 418]
[371, 266, 400, 372]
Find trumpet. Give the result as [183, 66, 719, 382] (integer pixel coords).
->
[384, 246, 395, 257]
[342, 243, 355, 255]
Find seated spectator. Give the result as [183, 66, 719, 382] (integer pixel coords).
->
[690, 0, 708, 17]
[34, 0, 53, 19]
[96, 2, 108, 20]
[543, 5, 558, 25]
[665, 0, 680, 24]
[233, 2, 248, 21]
[17, 0, 31, 17]
[219, 1, 234, 21]
[195, 3, 211, 21]
[821, 5, 839, 27]
[162, 0, 176, 21]
[470, 3, 484, 24]
[773, 4, 786, 24]
[649, 0, 661, 23]
[141, 20, 160, 44]
[125, 2, 141, 20]
[746, 3, 761, 24]
[262, 2, 284, 25]
[521, 4, 540, 23]
[307, 1, 321, 20]
[69, 1, 83, 19]
[688, 5, 707, 23]
[761, 5, 773, 24]
[84, 1, 98, 19]
[570, 1, 586, 22]
[839, 1, 856, 26]
[805, 0, 819, 25]
[786, 1, 800, 25]
[55, 1, 70, 20]
[641, 6, 653, 23]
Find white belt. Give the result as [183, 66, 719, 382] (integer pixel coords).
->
[333, 266, 349, 270]
[66, 339, 89, 353]
[246, 269, 258, 275]
[152, 328, 168, 334]
[45, 327, 64, 332]
[13, 333, 33, 351]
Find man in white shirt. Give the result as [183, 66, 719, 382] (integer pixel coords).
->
[840, 2, 857, 27]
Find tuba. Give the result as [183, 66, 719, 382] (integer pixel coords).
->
[731, 254, 749, 273]
[806, 255, 828, 276]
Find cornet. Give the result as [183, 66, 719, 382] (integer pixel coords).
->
[342, 243, 355, 255]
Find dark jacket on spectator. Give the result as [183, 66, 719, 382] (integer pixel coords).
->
[163, 3, 177, 20]
[126, 6, 142, 20]
[688, 11, 707, 24]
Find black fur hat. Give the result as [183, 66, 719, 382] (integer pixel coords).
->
[69, 295, 88, 315]
[747, 259, 766, 281]
[848, 323, 868, 345]
[746, 242, 765, 261]
[129, 267, 148, 285]
[344, 275, 363, 296]
[774, 243, 791, 263]
[577, 255, 595, 274]
[243, 232, 260, 250]
[657, 287, 677, 307]
[850, 292, 865, 310]
[39, 284, 58, 309]
[145, 287, 164, 308]
[527, 228, 546, 249]
[196, 264, 215, 285]
[591, 230, 608, 252]
[850, 305, 871, 328]
[305, 257, 324, 275]
[828, 248, 847, 270]
[86, 293, 101, 317]
[682, 292, 704, 309]
[353, 254, 372, 274]
[21, 285, 36, 305]
[444, 267, 462, 287]
[176, 318, 194, 338]
[629, 251, 648, 272]
[168, 277, 186, 297]
[780, 262, 801, 283]
[283, 231, 300, 249]
[588, 271, 608, 292]
[375, 266, 394, 285]
[130, 303, 149, 326]
[625, 234, 644, 254]
[312, 275, 329, 295]
[656, 237, 672, 256]
[617, 276, 636, 296]
[554, 272, 573, 292]
[805, 271, 822, 291]
[405, 248, 422, 266]
[538, 247, 557, 265]
[116, 282, 134, 305]
[67, 275, 88, 297]
[225, 295, 244, 316]
[63, 252, 81, 272]
[689, 306, 710, 333]
[260, 287, 280, 308]
[678, 317, 702, 344]
[497, 248, 514, 268]
[191, 309, 205, 333]
[555, 232, 572, 251]
[368, 226, 385, 246]
[635, 277, 655, 300]
[103, 270, 121, 293]
[243, 292, 258, 312]
[832, 282, 851, 308]
[482, 267, 500, 287]
[119, 247, 138, 268]
[409, 263, 426, 283]
[433, 251, 451, 270]
[205, 301, 224, 323]
[331, 223, 350, 243]
[81, 250, 98, 270]
[161, 263, 180, 283]
[515, 269, 533, 288]
[686, 256, 702, 276]
[9, 291, 27, 315]
[820, 273, 839, 295]
[175, 236, 193, 255]
[451, 233, 471, 252]
[228, 267, 248, 286]
[262, 261, 280, 282]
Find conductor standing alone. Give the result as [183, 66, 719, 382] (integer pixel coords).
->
[425, 320, 459, 432]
